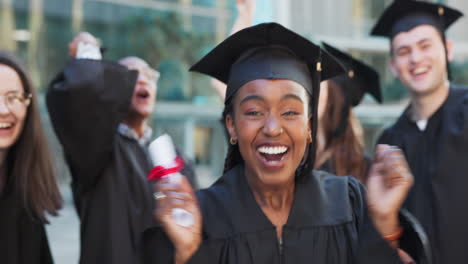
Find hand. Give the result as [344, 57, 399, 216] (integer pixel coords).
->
[153, 175, 202, 264]
[366, 144, 414, 236]
[68, 32, 100, 58]
[235, 0, 256, 20]
[397, 249, 416, 264]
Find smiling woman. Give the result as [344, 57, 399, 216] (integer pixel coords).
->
[145, 23, 429, 264]
[225, 79, 310, 189]
[0, 66, 29, 150]
[0, 52, 62, 264]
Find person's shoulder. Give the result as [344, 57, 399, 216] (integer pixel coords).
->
[317, 171, 363, 204]
[376, 112, 409, 145]
[195, 167, 239, 215]
[377, 125, 398, 144]
[313, 170, 350, 189]
[449, 84, 468, 104]
[313, 170, 363, 198]
[307, 171, 364, 224]
[196, 174, 232, 203]
[440, 84, 468, 119]
[319, 173, 367, 217]
[194, 165, 264, 238]
[387, 110, 411, 131]
[450, 83, 468, 92]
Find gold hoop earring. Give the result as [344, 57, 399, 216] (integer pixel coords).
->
[230, 137, 237, 145]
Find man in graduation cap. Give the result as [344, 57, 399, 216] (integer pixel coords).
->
[47, 32, 195, 264]
[372, 0, 468, 263]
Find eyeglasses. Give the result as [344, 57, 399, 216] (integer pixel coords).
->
[0, 91, 32, 114]
[127, 65, 160, 84]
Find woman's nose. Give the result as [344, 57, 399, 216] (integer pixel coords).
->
[262, 114, 283, 137]
[0, 97, 10, 115]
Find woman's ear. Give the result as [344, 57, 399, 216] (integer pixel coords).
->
[389, 59, 399, 78]
[307, 116, 313, 143]
[225, 114, 237, 141]
[446, 39, 454, 62]
[308, 114, 313, 130]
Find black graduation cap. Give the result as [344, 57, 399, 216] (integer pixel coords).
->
[321, 43, 382, 138]
[371, 0, 463, 38]
[322, 42, 382, 106]
[190, 23, 346, 178]
[190, 22, 345, 102]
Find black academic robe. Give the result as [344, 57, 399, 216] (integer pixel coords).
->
[144, 164, 429, 264]
[46, 59, 158, 264]
[378, 84, 468, 263]
[0, 188, 53, 264]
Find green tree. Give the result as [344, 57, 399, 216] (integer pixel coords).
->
[116, 11, 213, 101]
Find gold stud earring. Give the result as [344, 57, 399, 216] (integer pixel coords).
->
[230, 137, 237, 145]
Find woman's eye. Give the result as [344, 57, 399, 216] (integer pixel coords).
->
[7, 95, 22, 104]
[283, 111, 299, 116]
[245, 111, 262, 116]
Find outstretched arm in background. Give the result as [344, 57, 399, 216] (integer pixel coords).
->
[210, 0, 256, 100]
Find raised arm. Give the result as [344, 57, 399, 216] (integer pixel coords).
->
[353, 145, 430, 263]
[210, 0, 256, 101]
[46, 33, 137, 190]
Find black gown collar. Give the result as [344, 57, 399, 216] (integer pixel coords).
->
[400, 85, 458, 130]
[211, 164, 353, 233]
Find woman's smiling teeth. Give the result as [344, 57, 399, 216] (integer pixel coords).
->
[257, 145, 289, 165]
[0, 123, 13, 129]
[258, 146, 288, 155]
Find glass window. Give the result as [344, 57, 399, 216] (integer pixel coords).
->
[193, 0, 216, 7]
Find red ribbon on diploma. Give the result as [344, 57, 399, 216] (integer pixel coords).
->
[147, 156, 184, 181]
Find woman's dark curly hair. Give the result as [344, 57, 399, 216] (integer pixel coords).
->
[220, 65, 321, 182]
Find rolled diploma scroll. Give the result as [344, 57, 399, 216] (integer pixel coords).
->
[149, 134, 194, 227]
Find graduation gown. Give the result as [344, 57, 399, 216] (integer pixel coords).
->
[46, 59, 155, 264]
[144, 164, 429, 264]
[378, 84, 468, 263]
[0, 188, 53, 264]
